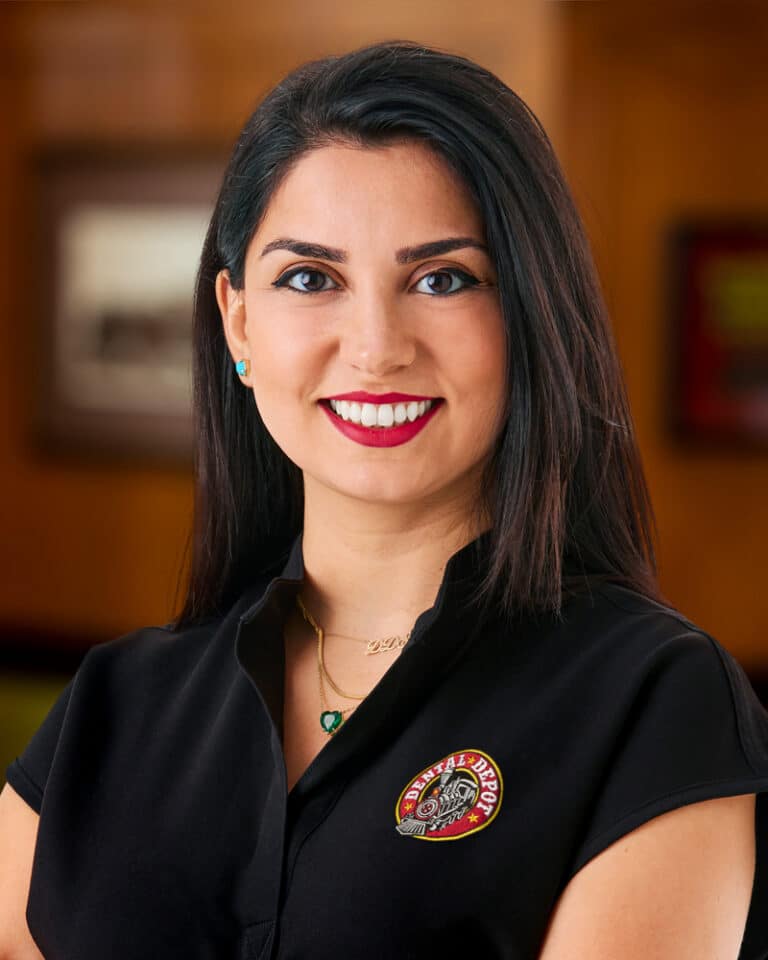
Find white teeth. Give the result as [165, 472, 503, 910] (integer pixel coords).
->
[327, 398, 436, 428]
[360, 403, 377, 427]
[377, 404, 395, 427]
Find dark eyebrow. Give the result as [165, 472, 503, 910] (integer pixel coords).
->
[259, 236, 488, 264]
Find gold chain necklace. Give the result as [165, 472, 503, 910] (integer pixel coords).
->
[295, 593, 410, 736]
[295, 593, 362, 736]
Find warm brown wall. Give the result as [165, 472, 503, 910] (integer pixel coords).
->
[0, 2, 560, 643]
[560, 3, 768, 669]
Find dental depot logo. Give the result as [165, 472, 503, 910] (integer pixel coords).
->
[395, 749, 503, 841]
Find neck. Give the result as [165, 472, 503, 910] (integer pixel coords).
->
[297, 480, 491, 641]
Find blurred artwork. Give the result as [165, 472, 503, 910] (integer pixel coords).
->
[670, 223, 768, 445]
[35, 151, 223, 463]
[57, 204, 206, 415]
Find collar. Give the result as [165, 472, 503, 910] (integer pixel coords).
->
[235, 525, 496, 651]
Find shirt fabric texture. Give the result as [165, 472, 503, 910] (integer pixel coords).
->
[6, 528, 768, 959]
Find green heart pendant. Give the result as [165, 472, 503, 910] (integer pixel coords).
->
[320, 710, 343, 735]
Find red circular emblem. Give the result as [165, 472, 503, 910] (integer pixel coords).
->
[394, 748, 503, 841]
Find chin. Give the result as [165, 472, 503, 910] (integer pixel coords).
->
[321, 472, 440, 505]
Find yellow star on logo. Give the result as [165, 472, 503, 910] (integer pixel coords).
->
[404, 802, 414, 812]
[468, 812, 479, 824]
[465, 755, 475, 764]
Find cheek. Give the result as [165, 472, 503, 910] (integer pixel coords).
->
[243, 318, 304, 437]
[450, 311, 506, 395]
[245, 307, 313, 390]
[242, 307, 335, 467]
[455, 313, 507, 440]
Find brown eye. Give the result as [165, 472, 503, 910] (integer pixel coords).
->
[273, 268, 338, 294]
[414, 268, 479, 296]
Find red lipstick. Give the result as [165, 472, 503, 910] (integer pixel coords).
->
[324, 391, 435, 403]
[319, 397, 444, 448]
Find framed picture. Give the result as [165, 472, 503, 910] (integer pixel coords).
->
[667, 221, 768, 447]
[31, 148, 226, 464]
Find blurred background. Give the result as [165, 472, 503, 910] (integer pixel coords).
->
[1, 0, 767, 775]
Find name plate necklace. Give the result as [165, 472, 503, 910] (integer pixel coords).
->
[295, 593, 412, 736]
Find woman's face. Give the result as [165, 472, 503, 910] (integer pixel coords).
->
[216, 141, 506, 517]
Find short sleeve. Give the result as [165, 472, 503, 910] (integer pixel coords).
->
[5, 676, 75, 814]
[564, 630, 768, 956]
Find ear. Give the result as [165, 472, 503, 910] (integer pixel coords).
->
[215, 269, 249, 379]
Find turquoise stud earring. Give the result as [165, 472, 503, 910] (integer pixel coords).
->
[235, 359, 250, 377]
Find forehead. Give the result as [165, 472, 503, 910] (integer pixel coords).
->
[253, 141, 485, 243]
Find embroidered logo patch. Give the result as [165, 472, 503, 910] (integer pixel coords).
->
[395, 749, 503, 841]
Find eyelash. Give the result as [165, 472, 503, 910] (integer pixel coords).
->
[272, 266, 482, 297]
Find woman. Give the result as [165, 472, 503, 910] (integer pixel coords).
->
[2, 39, 767, 959]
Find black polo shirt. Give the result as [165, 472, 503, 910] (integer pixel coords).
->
[6, 529, 768, 959]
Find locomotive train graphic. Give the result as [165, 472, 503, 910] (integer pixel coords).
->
[395, 749, 503, 841]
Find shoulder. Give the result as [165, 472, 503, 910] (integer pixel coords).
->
[486, 580, 733, 685]
[471, 580, 743, 711]
[62, 619, 216, 711]
[485, 581, 768, 794]
[544, 581, 737, 684]
[75, 589, 260, 691]
[81, 617, 221, 679]
[5, 596, 266, 815]
[49, 603, 252, 745]
[559, 579, 712, 641]
[545, 584, 768, 872]
[545, 582, 761, 746]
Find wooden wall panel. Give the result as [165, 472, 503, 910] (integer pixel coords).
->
[561, 2, 768, 668]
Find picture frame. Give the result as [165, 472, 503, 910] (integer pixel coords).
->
[667, 220, 768, 448]
[31, 147, 226, 464]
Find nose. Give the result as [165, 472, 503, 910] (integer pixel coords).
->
[337, 292, 417, 377]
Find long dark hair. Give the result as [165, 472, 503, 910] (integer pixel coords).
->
[169, 38, 664, 631]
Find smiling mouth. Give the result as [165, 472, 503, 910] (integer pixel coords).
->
[320, 397, 444, 428]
